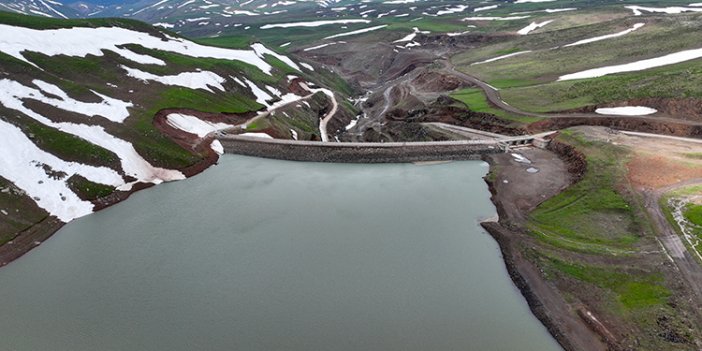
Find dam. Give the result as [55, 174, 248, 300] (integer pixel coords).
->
[216, 130, 554, 163]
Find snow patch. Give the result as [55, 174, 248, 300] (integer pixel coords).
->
[0, 78, 184, 188]
[323, 25, 387, 39]
[472, 50, 532, 65]
[517, 20, 554, 35]
[166, 113, 233, 137]
[463, 16, 530, 21]
[121, 65, 226, 92]
[260, 19, 370, 29]
[210, 140, 224, 155]
[595, 106, 657, 116]
[0, 119, 123, 222]
[239, 132, 273, 139]
[27, 80, 133, 123]
[559, 48, 702, 80]
[564, 23, 644, 47]
[251, 42, 300, 71]
[474, 5, 498, 12]
[0, 24, 295, 75]
[626, 5, 702, 15]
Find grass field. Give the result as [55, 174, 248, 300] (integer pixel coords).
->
[660, 185, 702, 262]
[546, 257, 670, 310]
[528, 130, 649, 253]
[684, 205, 702, 226]
[520, 128, 700, 349]
[450, 88, 542, 124]
[453, 12, 702, 113]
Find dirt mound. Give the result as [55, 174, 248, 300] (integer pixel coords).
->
[411, 71, 466, 92]
[547, 138, 587, 182]
[297, 40, 436, 87]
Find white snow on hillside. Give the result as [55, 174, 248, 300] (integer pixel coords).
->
[425, 4, 467, 16]
[518, 20, 554, 35]
[0, 118, 124, 222]
[303, 41, 345, 51]
[153, 22, 174, 28]
[244, 78, 273, 105]
[564, 23, 644, 47]
[463, 16, 530, 21]
[0, 79, 185, 190]
[595, 106, 657, 116]
[0, 24, 299, 75]
[251, 43, 300, 71]
[239, 132, 273, 139]
[511, 8, 576, 15]
[393, 27, 430, 43]
[20, 79, 132, 123]
[559, 47, 702, 80]
[626, 5, 702, 15]
[260, 19, 370, 29]
[210, 140, 224, 155]
[474, 5, 498, 12]
[166, 113, 234, 137]
[472, 51, 532, 65]
[121, 65, 226, 92]
[323, 25, 387, 39]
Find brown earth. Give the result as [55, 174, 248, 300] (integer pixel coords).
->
[629, 154, 702, 189]
[568, 126, 702, 189]
[411, 71, 464, 92]
[481, 148, 611, 351]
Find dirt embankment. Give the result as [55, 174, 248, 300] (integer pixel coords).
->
[547, 137, 587, 182]
[480, 147, 614, 351]
[528, 116, 702, 139]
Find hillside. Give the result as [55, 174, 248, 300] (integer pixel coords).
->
[0, 11, 352, 262]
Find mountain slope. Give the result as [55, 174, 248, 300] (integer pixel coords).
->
[0, 11, 345, 262]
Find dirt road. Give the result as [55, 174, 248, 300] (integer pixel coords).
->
[645, 179, 702, 310]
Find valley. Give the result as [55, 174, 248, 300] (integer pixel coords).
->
[1, 0, 702, 350]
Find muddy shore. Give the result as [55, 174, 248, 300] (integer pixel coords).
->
[479, 143, 610, 351]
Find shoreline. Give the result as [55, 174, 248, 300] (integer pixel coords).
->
[0, 130, 696, 351]
[478, 140, 605, 351]
[0, 143, 585, 350]
[0, 143, 220, 267]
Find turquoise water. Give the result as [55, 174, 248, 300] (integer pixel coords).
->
[0, 155, 561, 351]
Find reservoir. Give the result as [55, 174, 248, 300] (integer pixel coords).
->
[0, 155, 561, 351]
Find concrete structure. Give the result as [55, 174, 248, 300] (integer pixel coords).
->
[217, 131, 554, 163]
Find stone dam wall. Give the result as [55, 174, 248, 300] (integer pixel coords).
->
[217, 136, 504, 163]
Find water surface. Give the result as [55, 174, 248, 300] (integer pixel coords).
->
[0, 155, 561, 351]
